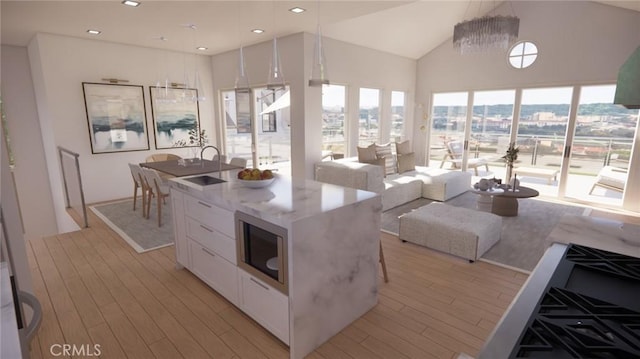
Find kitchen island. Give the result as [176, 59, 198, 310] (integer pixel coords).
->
[168, 172, 382, 359]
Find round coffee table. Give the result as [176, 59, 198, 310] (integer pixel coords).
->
[491, 186, 539, 217]
[471, 187, 504, 212]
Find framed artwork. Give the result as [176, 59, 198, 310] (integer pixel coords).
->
[262, 112, 276, 132]
[150, 87, 201, 149]
[82, 82, 149, 154]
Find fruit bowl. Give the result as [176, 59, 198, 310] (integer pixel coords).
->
[236, 168, 276, 188]
[238, 177, 275, 188]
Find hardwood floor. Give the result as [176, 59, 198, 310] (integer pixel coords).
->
[27, 208, 529, 359]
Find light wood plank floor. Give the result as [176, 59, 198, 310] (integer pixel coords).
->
[27, 208, 530, 359]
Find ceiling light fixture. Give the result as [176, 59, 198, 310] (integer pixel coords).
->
[121, 0, 140, 7]
[309, 0, 329, 86]
[86, 29, 101, 35]
[251, 29, 265, 34]
[235, 3, 250, 91]
[453, 1, 519, 54]
[289, 7, 305, 14]
[267, 2, 285, 90]
[196, 46, 207, 51]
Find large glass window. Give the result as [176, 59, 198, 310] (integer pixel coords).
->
[222, 87, 291, 175]
[358, 88, 380, 147]
[253, 87, 291, 173]
[471, 90, 515, 161]
[429, 92, 468, 169]
[390, 91, 406, 142]
[322, 84, 346, 157]
[566, 84, 636, 205]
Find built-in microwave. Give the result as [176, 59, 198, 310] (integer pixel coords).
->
[236, 211, 288, 294]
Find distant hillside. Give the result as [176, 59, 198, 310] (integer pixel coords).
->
[433, 103, 636, 118]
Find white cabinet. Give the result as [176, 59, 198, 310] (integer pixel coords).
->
[184, 194, 234, 238]
[238, 269, 289, 345]
[190, 240, 239, 305]
[170, 189, 189, 268]
[186, 217, 236, 265]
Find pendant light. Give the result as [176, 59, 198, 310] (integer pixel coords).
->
[267, 1, 285, 90]
[182, 24, 206, 102]
[309, 0, 329, 86]
[235, 3, 250, 91]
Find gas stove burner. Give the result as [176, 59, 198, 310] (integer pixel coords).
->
[511, 244, 640, 358]
[514, 287, 640, 358]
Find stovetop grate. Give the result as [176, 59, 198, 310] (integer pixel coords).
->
[511, 244, 640, 358]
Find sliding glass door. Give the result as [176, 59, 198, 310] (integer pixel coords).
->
[515, 87, 572, 196]
[429, 92, 468, 171]
[564, 84, 636, 206]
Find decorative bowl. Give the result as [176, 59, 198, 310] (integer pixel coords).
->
[238, 177, 275, 188]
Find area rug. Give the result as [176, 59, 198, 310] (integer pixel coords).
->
[382, 191, 589, 272]
[90, 198, 173, 253]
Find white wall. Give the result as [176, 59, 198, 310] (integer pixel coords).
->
[211, 32, 416, 179]
[1, 45, 59, 239]
[414, 1, 640, 164]
[26, 33, 216, 218]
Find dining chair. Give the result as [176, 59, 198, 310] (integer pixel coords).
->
[128, 163, 148, 217]
[145, 153, 182, 162]
[142, 168, 170, 227]
[229, 157, 247, 168]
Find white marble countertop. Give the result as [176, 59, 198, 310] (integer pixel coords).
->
[546, 215, 640, 258]
[169, 172, 380, 227]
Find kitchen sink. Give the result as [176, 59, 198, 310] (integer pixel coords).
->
[183, 175, 226, 186]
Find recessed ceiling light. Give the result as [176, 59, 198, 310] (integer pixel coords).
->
[87, 29, 101, 35]
[121, 0, 140, 7]
[289, 7, 305, 14]
[251, 29, 265, 34]
[196, 47, 207, 51]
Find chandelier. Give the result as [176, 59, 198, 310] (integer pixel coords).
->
[453, 14, 520, 54]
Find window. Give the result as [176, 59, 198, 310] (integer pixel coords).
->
[322, 84, 346, 156]
[508, 41, 538, 69]
[390, 91, 406, 142]
[359, 88, 380, 147]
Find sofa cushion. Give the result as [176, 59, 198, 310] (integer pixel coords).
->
[397, 152, 416, 174]
[362, 157, 387, 177]
[382, 176, 423, 211]
[374, 143, 396, 176]
[395, 140, 412, 155]
[357, 144, 377, 162]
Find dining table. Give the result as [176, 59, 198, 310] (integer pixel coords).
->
[140, 159, 242, 177]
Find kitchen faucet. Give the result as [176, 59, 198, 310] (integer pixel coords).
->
[200, 145, 222, 178]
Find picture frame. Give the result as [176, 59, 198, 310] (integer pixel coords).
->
[82, 82, 149, 154]
[149, 86, 201, 149]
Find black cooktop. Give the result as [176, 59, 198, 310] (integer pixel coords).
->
[510, 244, 640, 358]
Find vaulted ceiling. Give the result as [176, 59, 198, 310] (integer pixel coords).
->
[2, 1, 639, 60]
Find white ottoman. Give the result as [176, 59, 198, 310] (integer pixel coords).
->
[398, 202, 502, 261]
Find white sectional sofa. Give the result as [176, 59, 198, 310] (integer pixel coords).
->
[315, 158, 472, 211]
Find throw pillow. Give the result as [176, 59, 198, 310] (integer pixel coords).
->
[357, 144, 377, 162]
[374, 143, 396, 175]
[397, 152, 416, 173]
[395, 140, 412, 155]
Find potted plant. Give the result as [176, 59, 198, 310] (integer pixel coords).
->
[502, 142, 519, 182]
[173, 127, 208, 160]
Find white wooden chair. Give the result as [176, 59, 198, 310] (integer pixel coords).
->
[229, 157, 247, 168]
[142, 168, 170, 227]
[440, 140, 489, 175]
[128, 163, 148, 217]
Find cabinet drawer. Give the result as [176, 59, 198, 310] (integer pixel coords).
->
[190, 241, 238, 305]
[184, 195, 234, 238]
[238, 269, 289, 345]
[186, 217, 236, 265]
